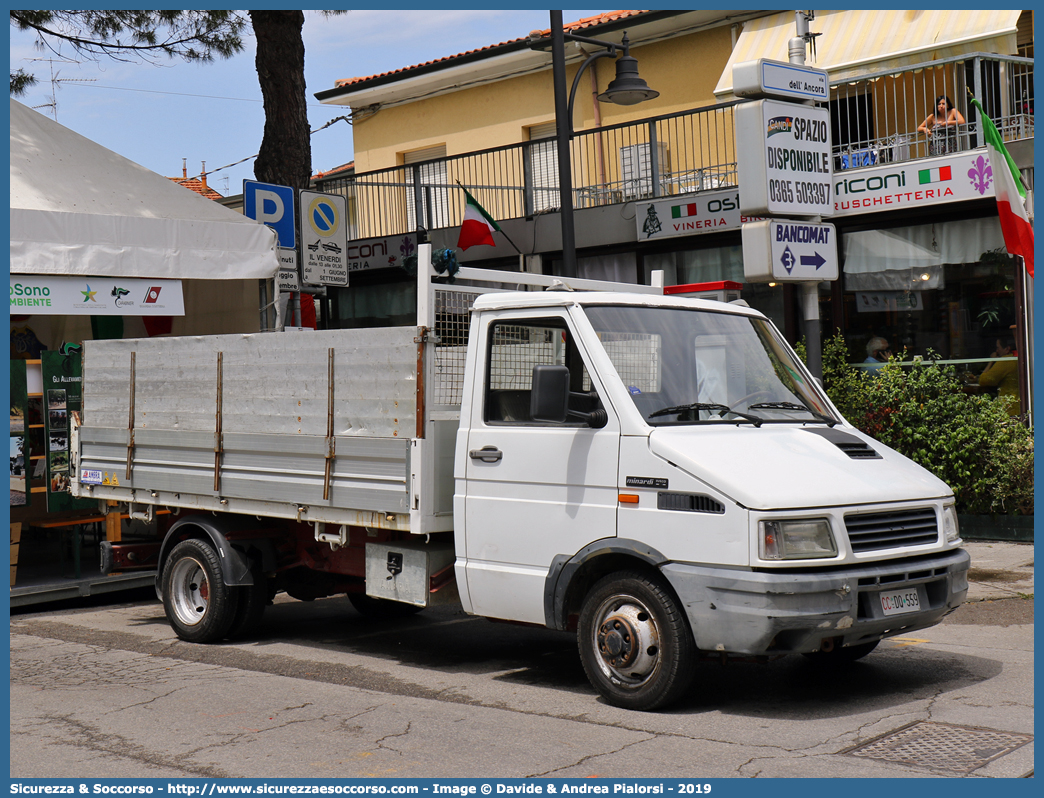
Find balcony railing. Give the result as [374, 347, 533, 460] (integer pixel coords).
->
[830, 52, 1034, 170]
[314, 52, 1033, 242]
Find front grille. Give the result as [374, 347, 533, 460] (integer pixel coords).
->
[845, 508, 939, 552]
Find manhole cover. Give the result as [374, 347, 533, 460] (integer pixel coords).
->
[847, 721, 1033, 774]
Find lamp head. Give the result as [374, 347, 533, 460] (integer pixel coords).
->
[597, 35, 658, 105]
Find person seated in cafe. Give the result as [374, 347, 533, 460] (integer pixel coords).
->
[978, 335, 1020, 415]
[918, 95, 965, 156]
[863, 336, 891, 367]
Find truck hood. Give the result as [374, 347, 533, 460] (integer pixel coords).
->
[648, 424, 952, 511]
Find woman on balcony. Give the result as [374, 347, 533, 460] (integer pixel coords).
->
[918, 95, 966, 156]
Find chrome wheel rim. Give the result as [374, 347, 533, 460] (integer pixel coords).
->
[169, 556, 209, 627]
[591, 594, 661, 686]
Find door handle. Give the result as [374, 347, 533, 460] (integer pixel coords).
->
[469, 445, 503, 463]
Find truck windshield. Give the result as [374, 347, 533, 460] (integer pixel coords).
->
[583, 305, 839, 426]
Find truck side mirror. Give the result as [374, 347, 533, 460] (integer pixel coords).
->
[530, 365, 570, 423]
[530, 365, 608, 428]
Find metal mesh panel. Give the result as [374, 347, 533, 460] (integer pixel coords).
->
[598, 332, 661, 393]
[430, 288, 474, 407]
[489, 325, 562, 390]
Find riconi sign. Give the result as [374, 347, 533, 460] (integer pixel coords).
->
[832, 151, 997, 217]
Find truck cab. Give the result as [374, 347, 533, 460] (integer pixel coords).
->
[455, 291, 968, 709]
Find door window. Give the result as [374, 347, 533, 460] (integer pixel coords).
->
[484, 318, 598, 425]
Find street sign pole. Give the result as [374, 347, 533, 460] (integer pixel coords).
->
[244, 180, 301, 330]
[292, 204, 303, 329]
[734, 16, 832, 378]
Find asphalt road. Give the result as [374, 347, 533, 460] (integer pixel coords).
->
[9, 593, 1034, 779]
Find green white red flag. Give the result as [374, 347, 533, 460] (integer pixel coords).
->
[971, 97, 1034, 277]
[457, 187, 501, 250]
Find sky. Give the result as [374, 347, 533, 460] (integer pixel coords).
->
[10, 10, 612, 197]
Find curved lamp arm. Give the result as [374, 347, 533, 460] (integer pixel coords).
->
[566, 49, 617, 136]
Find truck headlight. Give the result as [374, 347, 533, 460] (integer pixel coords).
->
[942, 503, 960, 543]
[760, 519, 837, 560]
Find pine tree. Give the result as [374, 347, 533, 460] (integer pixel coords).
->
[10, 10, 329, 191]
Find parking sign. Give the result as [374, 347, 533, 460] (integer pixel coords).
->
[299, 190, 349, 286]
[244, 181, 296, 249]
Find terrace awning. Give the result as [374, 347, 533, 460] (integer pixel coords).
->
[714, 10, 1022, 99]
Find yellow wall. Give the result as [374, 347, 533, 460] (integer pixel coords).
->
[351, 25, 737, 173]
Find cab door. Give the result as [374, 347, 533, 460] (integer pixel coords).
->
[462, 311, 620, 624]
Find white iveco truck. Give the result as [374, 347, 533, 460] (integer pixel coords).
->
[73, 245, 968, 710]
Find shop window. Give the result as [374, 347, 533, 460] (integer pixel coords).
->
[328, 267, 417, 329]
[840, 217, 1014, 362]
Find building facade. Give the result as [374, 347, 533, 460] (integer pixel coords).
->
[312, 9, 1034, 410]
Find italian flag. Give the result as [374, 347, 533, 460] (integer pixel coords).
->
[971, 97, 1034, 278]
[918, 166, 951, 184]
[457, 187, 501, 251]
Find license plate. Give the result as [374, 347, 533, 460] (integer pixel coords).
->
[880, 589, 921, 616]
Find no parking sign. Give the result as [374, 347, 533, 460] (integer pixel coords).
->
[299, 190, 349, 286]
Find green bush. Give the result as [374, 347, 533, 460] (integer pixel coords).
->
[819, 333, 1033, 516]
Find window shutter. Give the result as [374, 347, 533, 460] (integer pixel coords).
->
[527, 123, 559, 212]
[403, 146, 449, 229]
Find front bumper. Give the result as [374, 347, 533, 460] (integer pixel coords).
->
[662, 548, 970, 655]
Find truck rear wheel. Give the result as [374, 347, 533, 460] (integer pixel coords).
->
[163, 539, 240, 643]
[578, 571, 696, 711]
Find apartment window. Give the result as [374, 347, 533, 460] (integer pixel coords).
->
[404, 145, 449, 230]
[526, 122, 559, 213]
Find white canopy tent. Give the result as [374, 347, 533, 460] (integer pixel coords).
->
[10, 98, 279, 282]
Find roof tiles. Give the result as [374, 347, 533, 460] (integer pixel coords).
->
[168, 176, 222, 200]
[333, 10, 647, 89]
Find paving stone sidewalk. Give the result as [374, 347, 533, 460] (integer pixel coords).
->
[963, 539, 1034, 601]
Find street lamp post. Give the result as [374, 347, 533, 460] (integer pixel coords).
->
[539, 11, 658, 278]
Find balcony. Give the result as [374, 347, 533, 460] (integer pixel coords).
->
[315, 53, 1033, 243]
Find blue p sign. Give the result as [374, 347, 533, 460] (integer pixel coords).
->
[244, 181, 296, 249]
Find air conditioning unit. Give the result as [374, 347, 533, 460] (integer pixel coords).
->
[620, 142, 670, 200]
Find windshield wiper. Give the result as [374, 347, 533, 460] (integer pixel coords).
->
[648, 402, 763, 427]
[748, 401, 837, 426]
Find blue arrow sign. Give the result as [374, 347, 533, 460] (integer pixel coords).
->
[800, 251, 827, 269]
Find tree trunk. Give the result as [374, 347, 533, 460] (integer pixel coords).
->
[250, 10, 310, 190]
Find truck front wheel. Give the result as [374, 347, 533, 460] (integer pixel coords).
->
[578, 571, 696, 711]
[162, 539, 240, 643]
